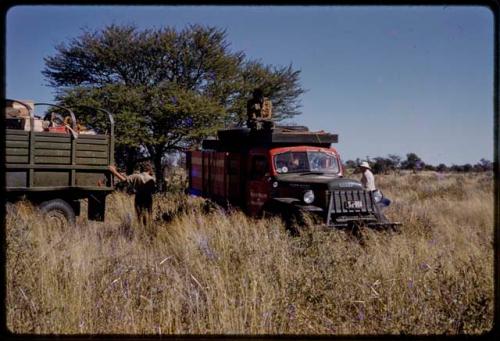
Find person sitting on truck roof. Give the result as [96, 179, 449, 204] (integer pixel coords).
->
[108, 161, 156, 226]
[247, 88, 274, 131]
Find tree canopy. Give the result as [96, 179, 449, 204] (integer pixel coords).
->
[43, 24, 305, 187]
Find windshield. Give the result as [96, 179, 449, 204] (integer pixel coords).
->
[274, 150, 340, 174]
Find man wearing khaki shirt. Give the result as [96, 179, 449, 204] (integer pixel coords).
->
[109, 161, 156, 225]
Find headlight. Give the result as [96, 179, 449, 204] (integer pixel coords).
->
[303, 190, 315, 204]
[373, 190, 382, 203]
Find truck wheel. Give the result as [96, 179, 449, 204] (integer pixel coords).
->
[284, 209, 309, 236]
[347, 222, 365, 245]
[39, 199, 76, 226]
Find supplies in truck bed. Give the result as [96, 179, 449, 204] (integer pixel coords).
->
[5, 99, 33, 118]
[5, 99, 44, 131]
[5, 100, 97, 135]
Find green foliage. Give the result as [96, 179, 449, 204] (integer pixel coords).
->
[60, 85, 148, 148]
[401, 153, 424, 171]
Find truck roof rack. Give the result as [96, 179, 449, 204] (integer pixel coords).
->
[202, 126, 338, 151]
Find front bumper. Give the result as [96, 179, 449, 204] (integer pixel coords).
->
[299, 190, 400, 229]
[270, 190, 401, 229]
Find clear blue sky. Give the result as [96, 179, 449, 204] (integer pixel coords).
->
[6, 5, 494, 165]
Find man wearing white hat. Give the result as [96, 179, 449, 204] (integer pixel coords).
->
[359, 161, 376, 192]
[358, 161, 392, 218]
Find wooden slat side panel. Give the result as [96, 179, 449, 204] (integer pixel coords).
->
[6, 141, 29, 148]
[33, 171, 70, 187]
[6, 148, 29, 156]
[35, 149, 71, 157]
[35, 142, 71, 150]
[76, 144, 108, 152]
[75, 150, 108, 158]
[76, 157, 108, 165]
[6, 135, 29, 141]
[75, 134, 107, 140]
[32, 131, 70, 138]
[34, 156, 71, 164]
[191, 175, 203, 190]
[6, 156, 29, 163]
[75, 172, 108, 187]
[77, 138, 108, 145]
[189, 151, 203, 193]
[6, 129, 29, 136]
[212, 153, 226, 197]
[35, 136, 71, 143]
[228, 153, 242, 201]
[202, 152, 209, 195]
[190, 164, 203, 189]
[6, 171, 28, 187]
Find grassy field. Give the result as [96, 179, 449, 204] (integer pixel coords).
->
[6, 171, 494, 335]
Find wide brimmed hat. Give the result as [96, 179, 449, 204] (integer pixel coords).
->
[359, 161, 371, 169]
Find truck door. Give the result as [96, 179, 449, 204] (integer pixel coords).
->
[246, 152, 270, 216]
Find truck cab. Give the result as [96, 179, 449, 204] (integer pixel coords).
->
[187, 126, 395, 229]
[246, 145, 342, 215]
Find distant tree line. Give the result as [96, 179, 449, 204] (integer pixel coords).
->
[344, 153, 493, 174]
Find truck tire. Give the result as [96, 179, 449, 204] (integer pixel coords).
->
[39, 199, 76, 226]
[284, 209, 310, 236]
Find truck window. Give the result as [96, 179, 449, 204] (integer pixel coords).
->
[274, 150, 340, 174]
[251, 156, 268, 179]
[274, 151, 308, 173]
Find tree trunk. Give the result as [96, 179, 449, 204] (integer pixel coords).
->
[125, 146, 138, 175]
[114, 145, 136, 175]
[153, 149, 165, 192]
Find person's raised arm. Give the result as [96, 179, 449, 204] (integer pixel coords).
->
[108, 165, 127, 182]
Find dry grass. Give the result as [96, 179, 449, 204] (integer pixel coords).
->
[6, 172, 494, 335]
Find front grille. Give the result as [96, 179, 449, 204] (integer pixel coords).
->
[327, 190, 377, 215]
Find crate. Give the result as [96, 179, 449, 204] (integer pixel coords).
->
[47, 126, 67, 133]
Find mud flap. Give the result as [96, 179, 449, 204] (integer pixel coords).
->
[88, 193, 106, 221]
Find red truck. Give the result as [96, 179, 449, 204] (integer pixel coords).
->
[187, 126, 397, 230]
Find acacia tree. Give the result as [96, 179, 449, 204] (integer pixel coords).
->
[401, 153, 424, 172]
[43, 24, 304, 189]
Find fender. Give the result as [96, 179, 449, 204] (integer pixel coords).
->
[265, 197, 324, 213]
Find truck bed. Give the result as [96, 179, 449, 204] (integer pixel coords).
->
[5, 129, 113, 193]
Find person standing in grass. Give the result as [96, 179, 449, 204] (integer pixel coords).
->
[359, 161, 376, 192]
[108, 161, 156, 226]
[358, 161, 391, 212]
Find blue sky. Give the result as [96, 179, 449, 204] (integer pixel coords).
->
[5, 5, 494, 165]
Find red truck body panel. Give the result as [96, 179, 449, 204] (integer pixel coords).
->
[187, 145, 342, 216]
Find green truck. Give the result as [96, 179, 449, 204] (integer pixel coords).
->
[4, 99, 115, 225]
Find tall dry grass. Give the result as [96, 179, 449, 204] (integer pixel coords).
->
[6, 172, 494, 334]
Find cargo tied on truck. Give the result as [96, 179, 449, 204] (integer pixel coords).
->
[5, 99, 115, 225]
[187, 126, 400, 231]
